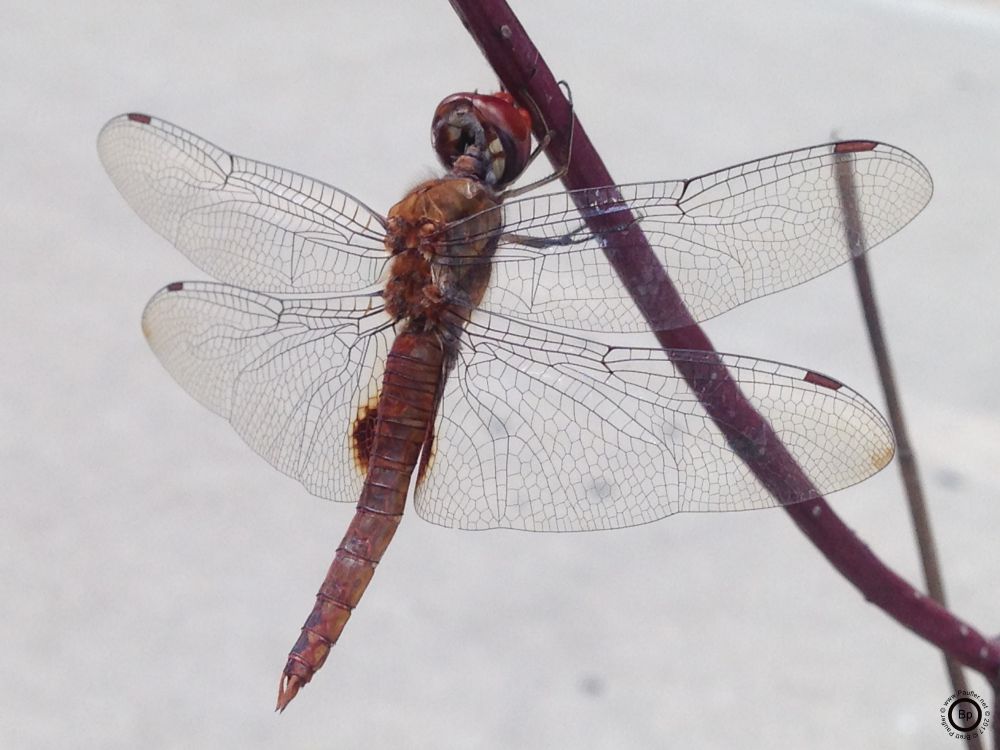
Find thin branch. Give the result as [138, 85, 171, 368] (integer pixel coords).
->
[449, 0, 1000, 680]
[835, 150, 980, 749]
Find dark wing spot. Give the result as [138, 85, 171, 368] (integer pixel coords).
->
[803, 370, 843, 390]
[165, 281, 184, 292]
[834, 140, 877, 154]
[127, 113, 152, 124]
[352, 396, 380, 476]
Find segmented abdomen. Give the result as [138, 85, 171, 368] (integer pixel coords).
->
[281, 330, 444, 687]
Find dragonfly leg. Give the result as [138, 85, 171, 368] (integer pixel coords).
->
[501, 82, 575, 199]
[500, 209, 643, 250]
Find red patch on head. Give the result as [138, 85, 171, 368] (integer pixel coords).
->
[127, 113, 152, 124]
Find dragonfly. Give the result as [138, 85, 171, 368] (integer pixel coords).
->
[97, 91, 931, 710]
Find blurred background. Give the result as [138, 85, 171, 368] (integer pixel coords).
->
[3, 0, 999, 747]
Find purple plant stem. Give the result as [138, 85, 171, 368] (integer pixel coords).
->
[994, 682, 1000, 747]
[449, 0, 1000, 679]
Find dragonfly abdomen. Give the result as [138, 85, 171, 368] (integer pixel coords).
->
[278, 330, 444, 709]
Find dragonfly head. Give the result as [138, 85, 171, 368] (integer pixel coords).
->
[432, 91, 532, 188]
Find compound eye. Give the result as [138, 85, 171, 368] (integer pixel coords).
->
[431, 92, 533, 187]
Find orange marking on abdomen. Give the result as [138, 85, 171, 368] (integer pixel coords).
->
[351, 396, 380, 476]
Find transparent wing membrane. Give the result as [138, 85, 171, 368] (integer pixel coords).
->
[99, 114, 389, 293]
[142, 281, 394, 502]
[414, 312, 893, 531]
[466, 142, 932, 332]
[101, 115, 928, 527]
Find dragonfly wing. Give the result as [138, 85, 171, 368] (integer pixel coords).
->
[414, 313, 893, 531]
[99, 114, 388, 293]
[470, 141, 931, 332]
[142, 281, 394, 502]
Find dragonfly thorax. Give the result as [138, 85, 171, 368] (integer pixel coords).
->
[384, 176, 501, 324]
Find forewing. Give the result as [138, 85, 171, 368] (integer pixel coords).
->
[99, 114, 388, 293]
[142, 281, 394, 502]
[463, 141, 932, 332]
[414, 313, 893, 531]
